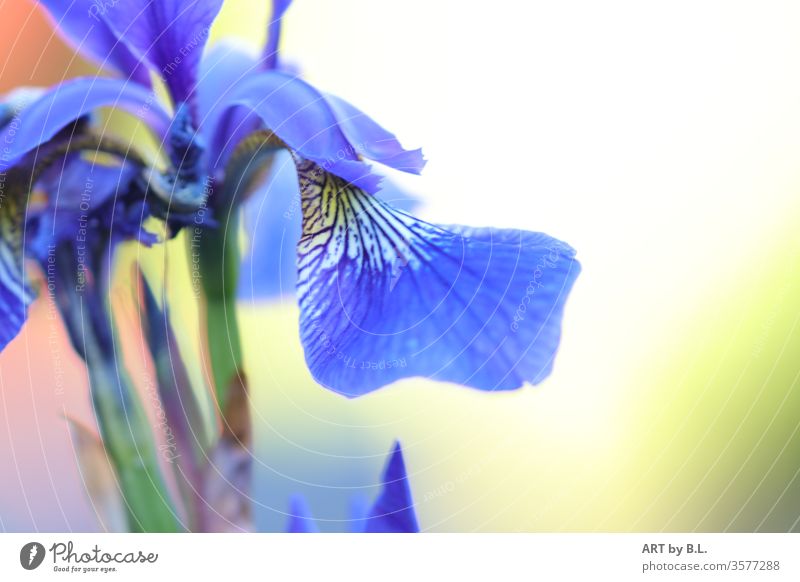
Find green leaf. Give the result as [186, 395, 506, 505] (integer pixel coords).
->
[196, 139, 278, 408]
[139, 270, 212, 531]
[54, 247, 183, 533]
[86, 348, 184, 532]
[66, 417, 128, 533]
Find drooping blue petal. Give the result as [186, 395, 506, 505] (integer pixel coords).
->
[238, 150, 421, 301]
[0, 78, 169, 174]
[99, 0, 224, 106]
[196, 40, 260, 169]
[322, 94, 426, 175]
[38, 0, 151, 86]
[262, 0, 293, 70]
[221, 71, 422, 192]
[285, 494, 319, 533]
[295, 162, 581, 396]
[364, 442, 419, 533]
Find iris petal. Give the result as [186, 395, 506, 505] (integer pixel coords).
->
[262, 0, 293, 70]
[239, 150, 421, 301]
[196, 41, 260, 169]
[322, 94, 426, 174]
[364, 442, 419, 533]
[222, 71, 421, 192]
[38, 0, 151, 86]
[99, 0, 223, 106]
[0, 200, 30, 352]
[0, 78, 169, 174]
[26, 156, 142, 262]
[285, 494, 318, 533]
[295, 162, 581, 397]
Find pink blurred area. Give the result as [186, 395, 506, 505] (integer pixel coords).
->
[1, 0, 102, 531]
[0, 298, 98, 531]
[0, 0, 95, 93]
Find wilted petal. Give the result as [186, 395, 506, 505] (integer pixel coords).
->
[0, 78, 169, 173]
[364, 442, 419, 533]
[295, 162, 581, 396]
[100, 0, 223, 106]
[38, 0, 151, 86]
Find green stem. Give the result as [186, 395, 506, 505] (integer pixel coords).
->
[56, 247, 182, 532]
[198, 210, 244, 408]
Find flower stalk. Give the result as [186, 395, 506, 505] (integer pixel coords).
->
[53, 245, 182, 532]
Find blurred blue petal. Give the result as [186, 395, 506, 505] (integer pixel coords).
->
[285, 494, 319, 533]
[99, 0, 223, 106]
[364, 442, 419, 533]
[347, 494, 370, 533]
[26, 157, 151, 263]
[295, 164, 581, 396]
[35, 153, 137, 211]
[196, 41, 260, 169]
[38, 0, 151, 86]
[0, 218, 30, 352]
[262, 0, 293, 70]
[238, 150, 298, 300]
[0, 78, 169, 173]
[238, 151, 421, 302]
[284, 443, 418, 533]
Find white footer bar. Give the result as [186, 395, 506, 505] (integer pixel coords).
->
[1, 533, 797, 581]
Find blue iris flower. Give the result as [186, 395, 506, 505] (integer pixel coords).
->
[1, 0, 581, 397]
[286, 441, 419, 533]
[0, 87, 158, 351]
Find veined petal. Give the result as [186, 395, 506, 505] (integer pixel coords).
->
[262, 0, 293, 70]
[239, 150, 421, 301]
[0, 78, 169, 174]
[100, 0, 223, 106]
[295, 161, 581, 396]
[0, 197, 31, 352]
[364, 442, 419, 533]
[222, 71, 421, 192]
[38, 0, 151, 86]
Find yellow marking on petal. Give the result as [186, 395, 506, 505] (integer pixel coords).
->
[81, 150, 124, 168]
